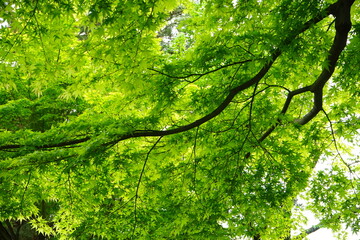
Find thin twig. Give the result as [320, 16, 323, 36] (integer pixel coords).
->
[1, 0, 39, 61]
[192, 126, 199, 192]
[149, 59, 253, 80]
[20, 171, 32, 213]
[322, 110, 350, 170]
[132, 136, 163, 236]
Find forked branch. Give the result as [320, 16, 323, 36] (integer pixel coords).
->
[257, 0, 354, 143]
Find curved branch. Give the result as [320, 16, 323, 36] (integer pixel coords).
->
[257, 0, 354, 144]
[0, 1, 341, 152]
[295, 0, 354, 125]
[258, 85, 312, 143]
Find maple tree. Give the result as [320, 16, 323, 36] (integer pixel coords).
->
[0, 0, 359, 239]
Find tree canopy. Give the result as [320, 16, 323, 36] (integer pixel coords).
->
[0, 0, 359, 239]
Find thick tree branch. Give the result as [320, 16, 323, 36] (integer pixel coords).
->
[257, 0, 354, 144]
[295, 0, 354, 125]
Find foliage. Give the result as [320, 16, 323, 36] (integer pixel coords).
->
[0, 0, 359, 239]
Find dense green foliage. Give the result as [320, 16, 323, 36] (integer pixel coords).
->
[0, 0, 359, 239]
